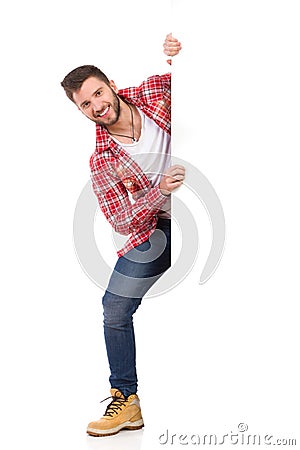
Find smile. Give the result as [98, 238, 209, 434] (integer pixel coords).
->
[97, 106, 110, 118]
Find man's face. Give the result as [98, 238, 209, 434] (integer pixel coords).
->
[73, 76, 120, 126]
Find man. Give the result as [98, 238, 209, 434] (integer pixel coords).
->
[61, 33, 184, 437]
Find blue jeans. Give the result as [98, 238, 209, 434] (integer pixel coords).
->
[102, 218, 171, 397]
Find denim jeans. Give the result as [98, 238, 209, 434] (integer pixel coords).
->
[102, 218, 171, 397]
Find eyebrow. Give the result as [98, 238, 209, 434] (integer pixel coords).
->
[80, 87, 102, 108]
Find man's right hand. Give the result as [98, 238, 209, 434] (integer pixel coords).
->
[159, 165, 186, 196]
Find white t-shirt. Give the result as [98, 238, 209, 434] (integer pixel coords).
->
[111, 109, 171, 218]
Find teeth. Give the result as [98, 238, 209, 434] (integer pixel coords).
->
[99, 106, 109, 117]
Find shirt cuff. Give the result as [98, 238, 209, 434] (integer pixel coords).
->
[148, 185, 170, 209]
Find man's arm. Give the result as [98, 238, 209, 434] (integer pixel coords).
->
[90, 154, 168, 236]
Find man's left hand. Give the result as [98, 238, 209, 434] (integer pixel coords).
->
[164, 33, 182, 64]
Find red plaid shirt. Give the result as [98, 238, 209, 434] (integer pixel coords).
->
[89, 73, 171, 258]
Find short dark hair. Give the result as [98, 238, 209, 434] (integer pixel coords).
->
[61, 65, 110, 103]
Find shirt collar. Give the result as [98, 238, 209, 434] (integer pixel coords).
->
[95, 123, 114, 152]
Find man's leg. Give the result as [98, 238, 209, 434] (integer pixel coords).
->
[102, 293, 141, 397]
[103, 218, 171, 396]
[87, 219, 171, 437]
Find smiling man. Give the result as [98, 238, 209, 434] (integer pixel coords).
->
[61, 34, 184, 437]
[78, 77, 121, 125]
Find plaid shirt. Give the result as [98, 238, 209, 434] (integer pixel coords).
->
[89, 73, 171, 258]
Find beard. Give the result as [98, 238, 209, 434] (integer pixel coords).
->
[94, 89, 120, 126]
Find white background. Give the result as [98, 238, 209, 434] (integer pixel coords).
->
[1, 1, 299, 449]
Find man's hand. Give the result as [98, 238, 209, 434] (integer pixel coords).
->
[159, 165, 186, 196]
[163, 33, 182, 65]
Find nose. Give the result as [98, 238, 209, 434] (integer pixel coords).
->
[92, 100, 103, 115]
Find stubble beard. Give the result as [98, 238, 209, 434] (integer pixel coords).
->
[95, 89, 120, 127]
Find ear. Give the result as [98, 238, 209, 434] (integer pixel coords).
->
[109, 80, 118, 94]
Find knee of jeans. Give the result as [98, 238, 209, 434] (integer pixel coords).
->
[102, 292, 141, 327]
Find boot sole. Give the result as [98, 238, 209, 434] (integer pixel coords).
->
[87, 419, 144, 437]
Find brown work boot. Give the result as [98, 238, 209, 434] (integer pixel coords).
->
[87, 388, 144, 437]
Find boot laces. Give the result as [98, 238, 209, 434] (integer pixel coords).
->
[100, 394, 128, 417]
